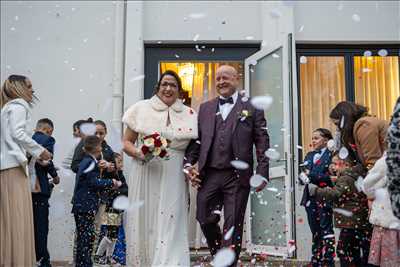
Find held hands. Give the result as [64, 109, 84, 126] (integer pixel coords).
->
[134, 147, 146, 161]
[112, 179, 122, 189]
[183, 165, 201, 189]
[298, 172, 310, 185]
[255, 180, 268, 192]
[39, 149, 52, 161]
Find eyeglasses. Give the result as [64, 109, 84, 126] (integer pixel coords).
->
[160, 82, 178, 89]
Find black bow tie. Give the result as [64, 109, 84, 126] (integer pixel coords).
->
[219, 97, 233, 105]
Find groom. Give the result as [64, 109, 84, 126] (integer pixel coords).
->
[184, 65, 270, 265]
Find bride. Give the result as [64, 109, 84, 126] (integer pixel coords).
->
[122, 70, 198, 266]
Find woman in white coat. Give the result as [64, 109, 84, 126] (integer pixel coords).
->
[363, 154, 400, 267]
[0, 75, 52, 267]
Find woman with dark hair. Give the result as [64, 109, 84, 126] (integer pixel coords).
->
[329, 101, 388, 170]
[122, 70, 198, 266]
[1, 75, 52, 266]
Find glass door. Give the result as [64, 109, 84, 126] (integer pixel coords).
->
[244, 38, 294, 256]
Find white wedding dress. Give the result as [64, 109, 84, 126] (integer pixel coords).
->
[122, 96, 198, 267]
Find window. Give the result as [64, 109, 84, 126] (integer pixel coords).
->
[297, 45, 399, 154]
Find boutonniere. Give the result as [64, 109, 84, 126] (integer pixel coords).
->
[238, 109, 252, 121]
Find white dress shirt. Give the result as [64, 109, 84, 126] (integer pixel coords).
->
[218, 91, 239, 120]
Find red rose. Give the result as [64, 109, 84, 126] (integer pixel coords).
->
[319, 182, 327, 187]
[315, 159, 321, 165]
[141, 145, 149, 155]
[154, 138, 162, 147]
[159, 149, 167, 158]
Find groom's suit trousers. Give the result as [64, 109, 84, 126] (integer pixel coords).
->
[197, 167, 250, 261]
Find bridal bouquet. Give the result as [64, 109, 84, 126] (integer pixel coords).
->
[140, 132, 170, 162]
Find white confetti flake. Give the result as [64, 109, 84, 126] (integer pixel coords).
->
[10, 27, 16, 31]
[333, 208, 353, 217]
[249, 174, 267, 188]
[298, 25, 304, 32]
[212, 248, 236, 267]
[250, 95, 273, 110]
[352, 14, 361, 22]
[362, 68, 372, 73]
[296, 145, 303, 150]
[245, 36, 254, 40]
[269, 9, 281, 19]
[323, 234, 335, 239]
[71, 67, 76, 71]
[129, 75, 145, 82]
[175, 54, 180, 58]
[213, 210, 222, 215]
[327, 139, 336, 151]
[305, 200, 311, 207]
[338, 147, 349, 159]
[80, 123, 96, 136]
[378, 49, 388, 57]
[201, 237, 207, 244]
[272, 53, 280, 58]
[266, 187, 278, 192]
[113, 195, 130, 210]
[363, 50, 372, 57]
[224, 226, 235, 240]
[193, 34, 200, 42]
[189, 13, 206, 19]
[182, 168, 190, 174]
[242, 96, 249, 102]
[300, 56, 307, 64]
[265, 148, 280, 160]
[340, 116, 345, 129]
[83, 160, 96, 174]
[249, 59, 257, 66]
[230, 160, 249, 170]
[211, 48, 215, 52]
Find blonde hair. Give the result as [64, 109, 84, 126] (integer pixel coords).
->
[1, 75, 35, 108]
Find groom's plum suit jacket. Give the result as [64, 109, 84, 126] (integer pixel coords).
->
[184, 95, 270, 187]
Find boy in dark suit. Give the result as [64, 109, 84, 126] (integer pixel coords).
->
[71, 135, 121, 267]
[30, 118, 60, 267]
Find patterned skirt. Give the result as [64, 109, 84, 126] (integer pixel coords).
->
[368, 225, 400, 267]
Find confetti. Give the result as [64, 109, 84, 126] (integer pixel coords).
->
[333, 208, 353, 217]
[80, 123, 96, 136]
[249, 59, 257, 66]
[362, 68, 372, 73]
[265, 148, 280, 160]
[300, 56, 307, 64]
[250, 95, 273, 110]
[193, 34, 200, 42]
[338, 147, 349, 159]
[323, 234, 335, 239]
[298, 25, 304, 32]
[352, 14, 361, 22]
[250, 174, 267, 188]
[212, 248, 235, 267]
[188, 13, 206, 19]
[327, 139, 336, 151]
[363, 50, 372, 57]
[269, 9, 281, 18]
[377, 49, 388, 57]
[83, 160, 96, 173]
[230, 160, 249, 170]
[129, 75, 145, 82]
[113, 195, 130, 210]
[340, 115, 345, 129]
[224, 226, 235, 240]
[266, 187, 278, 192]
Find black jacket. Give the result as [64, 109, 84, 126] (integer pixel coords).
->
[71, 155, 113, 214]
